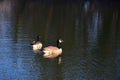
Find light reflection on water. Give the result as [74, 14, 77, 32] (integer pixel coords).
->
[0, 0, 120, 80]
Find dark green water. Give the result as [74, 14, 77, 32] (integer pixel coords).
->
[0, 0, 120, 80]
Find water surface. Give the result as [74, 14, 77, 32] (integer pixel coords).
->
[0, 0, 120, 80]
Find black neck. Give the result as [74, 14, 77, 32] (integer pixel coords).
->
[36, 36, 40, 41]
[57, 41, 61, 49]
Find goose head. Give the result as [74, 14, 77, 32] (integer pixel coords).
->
[57, 38, 63, 49]
[58, 38, 64, 43]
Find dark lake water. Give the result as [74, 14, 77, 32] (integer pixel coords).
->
[0, 0, 120, 80]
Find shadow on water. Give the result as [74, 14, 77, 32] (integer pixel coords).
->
[0, 0, 120, 80]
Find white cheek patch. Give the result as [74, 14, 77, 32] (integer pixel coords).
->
[59, 40, 62, 43]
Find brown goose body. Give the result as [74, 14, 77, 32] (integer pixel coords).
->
[32, 41, 42, 50]
[43, 39, 63, 58]
[43, 46, 62, 58]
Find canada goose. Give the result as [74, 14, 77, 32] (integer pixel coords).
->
[31, 35, 42, 51]
[42, 38, 63, 58]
